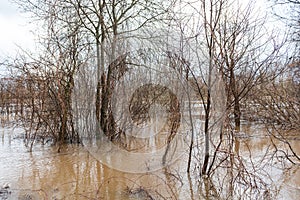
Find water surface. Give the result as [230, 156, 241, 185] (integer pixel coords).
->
[0, 125, 299, 199]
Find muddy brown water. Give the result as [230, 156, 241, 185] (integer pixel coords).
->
[0, 125, 299, 200]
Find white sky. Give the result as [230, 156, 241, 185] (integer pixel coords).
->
[0, 0, 36, 59]
[0, 0, 285, 60]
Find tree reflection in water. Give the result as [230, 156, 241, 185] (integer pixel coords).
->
[0, 125, 299, 199]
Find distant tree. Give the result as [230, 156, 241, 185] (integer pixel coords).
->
[261, 0, 300, 130]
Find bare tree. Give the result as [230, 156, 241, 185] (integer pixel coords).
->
[63, 0, 174, 138]
[5, 0, 92, 150]
[271, 0, 300, 48]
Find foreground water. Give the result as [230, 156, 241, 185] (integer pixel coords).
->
[0, 125, 299, 200]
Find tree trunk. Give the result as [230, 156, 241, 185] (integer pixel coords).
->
[202, 91, 211, 175]
[230, 68, 241, 132]
[233, 97, 241, 132]
[95, 38, 102, 121]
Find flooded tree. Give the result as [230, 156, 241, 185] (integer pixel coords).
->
[0, 0, 299, 199]
[212, 1, 285, 132]
[170, 0, 282, 174]
[3, 0, 92, 150]
[63, 0, 174, 140]
[165, 1, 298, 199]
[12, 0, 170, 138]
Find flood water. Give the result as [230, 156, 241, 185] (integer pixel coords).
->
[0, 124, 299, 200]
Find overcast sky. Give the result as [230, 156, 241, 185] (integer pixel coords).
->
[0, 0, 35, 59]
[0, 0, 284, 61]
